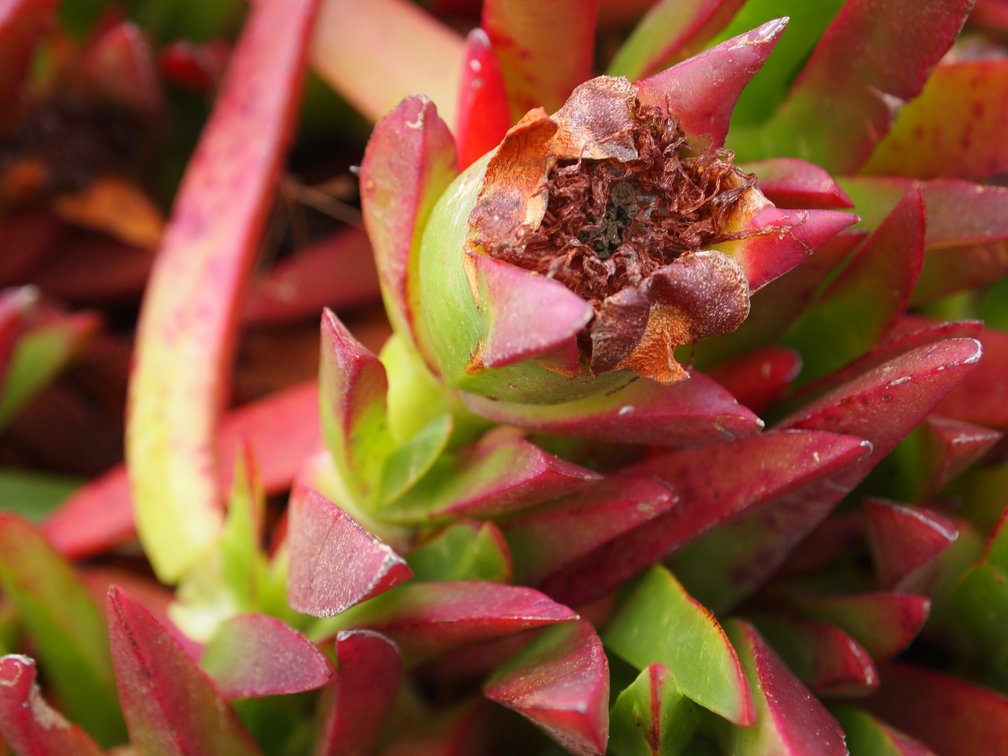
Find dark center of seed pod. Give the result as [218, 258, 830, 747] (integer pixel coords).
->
[487, 101, 760, 312]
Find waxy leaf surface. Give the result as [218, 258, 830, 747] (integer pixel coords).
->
[918, 418, 1002, 497]
[605, 567, 752, 726]
[202, 614, 333, 700]
[704, 347, 801, 415]
[485, 621, 609, 756]
[744, 158, 854, 210]
[408, 521, 512, 583]
[288, 489, 412, 617]
[863, 499, 959, 589]
[609, 663, 700, 756]
[126, 0, 319, 581]
[455, 29, 510, 170]
[106, 587, 259, 755]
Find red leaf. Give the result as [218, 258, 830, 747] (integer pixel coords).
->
[636, 18, 787, 147]
[919, 417, 1002, 496]
[455, 29, 511, 170]
[745, 158, 855, 210]
[705, 347, 802, 415]
[79, 21, 163, 113]
[317, 630, 402, 756]
[482, 0, 595, 120]
[867, 662, 1008, 756]
[485, 621, 609, 756]
[126, 0, 321, 580]
[863, 499, 959, 589]
[0, 655, 102, 755]
[106, 586, 259, 754]
[287, 489, 412, 617]
[935, 326, 1008, 432]
[201, 614, 333, 700]
[792, 593, 931, 660]
[0, 0, 52, 125]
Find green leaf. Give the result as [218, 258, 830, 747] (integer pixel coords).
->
[0, 514, 125, 746]
[407, 522, 511, 582]
[379, 413, 453, 503]
[604, 567, 752, 725]
[0, 468, 81, 523]
[610, 664, 701, 756]
[218, 448, 267, 612]
[833, 705, 928, 755]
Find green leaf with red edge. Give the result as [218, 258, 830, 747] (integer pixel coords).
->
[381, 428, 600, 523]
[0, 310, 99, 431]
[506, 475, 676, 586]
[711, 0, 846, 126]
[456, 29, 511, 170]
[832, 705, 934, 756]
[0, 514, 125, 746]
[866, 662, 1008, 755]
[863, 499, 960, 590]
[735, 0, 972, 171]
[407, 521, 512, 583]
[543, 430, 871, 606]
[106, 586, 259, 755]
[605, 567, 752, 726]
[0, 655, 102, 755]
[716, 620, 846, 755]
[743, 158, 855, 210]
[750, 616, 878, 697]
[609, 663, 701, 756]
[864, 60, 1008, 180]
[606, 0, 745, 80]
[312, 582, 577, 659]
[0, 0, 52, 124]
[788, 593, 930, 660]
[43, 380, 321, 559]
[316, 630, 402, 756]
[670, 338, 982, 612]
[482, 0, 595, 120]
[287, 489, 412, 618]
[704, 347, 802, 415]
[784, 188, 926, 384]
[461, 370, 762, 447]
[311, 0, 465, 124]
[242, 229, 380, 327]
[635, 18, 788, 148]
[935, 326, 1008, 434]
[485, 621, 609, 756]
[359, 94, 457, 355]
[126, 0, 319, 582]
[201, 614, 333, 700]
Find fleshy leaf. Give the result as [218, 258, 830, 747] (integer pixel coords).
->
[935, 326, 1008, 433]
[790, 593, 930, 660]
[506, 475, 676, 585]
[462, 370, 762, 446]
[287, 489, 412, 617]
[543, 430, 870, 605]
[106, 586, 259, 755]
[741, 0, 972, 171]
[408, 521, 512, 583]
[833, 705, 934, 756]
[201, 614, 333, 700]
[783, 187, 925, 384]
[866, 662, 1008, 755]
[635, 18, 787, 147]
[609, 663, 701, 756]
[485, 621, 609, 756]
[242, 229, 380, 327]
[456, 29, 511, 170]
[704, 347, 802, 415]
[482, 0, 595, 120]
[79, 21, 164, 114]
[751, 616, 878, 696]
[382, 428, 600, 523]
[918, 417, 1002, 497]
[0, 0, 51, 123]
[359, 94, 457, 354]
[862, 499, 959, 589]
[864, 60, 1008, 180]
[0, 514, 124, 746]
[0, 654, 102, 756]
[316, 630, 402, 755]
[317, 582, 577, 658]
[126, 0, 320, 581]
[744, 158, 855, 209]
[319, 308, 394, 503]
[311, 0, 465, 123]
[717, 620, 846, 755]
[606, 0, 745, 80]
[606, 567, 751, 726]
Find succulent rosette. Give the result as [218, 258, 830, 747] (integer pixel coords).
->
[362, 20, 854, 405]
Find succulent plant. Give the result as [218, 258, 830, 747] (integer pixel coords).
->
[4, 0, 1008, 754]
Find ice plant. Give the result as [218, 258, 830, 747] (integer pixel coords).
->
[4, 0, 1008, 755]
